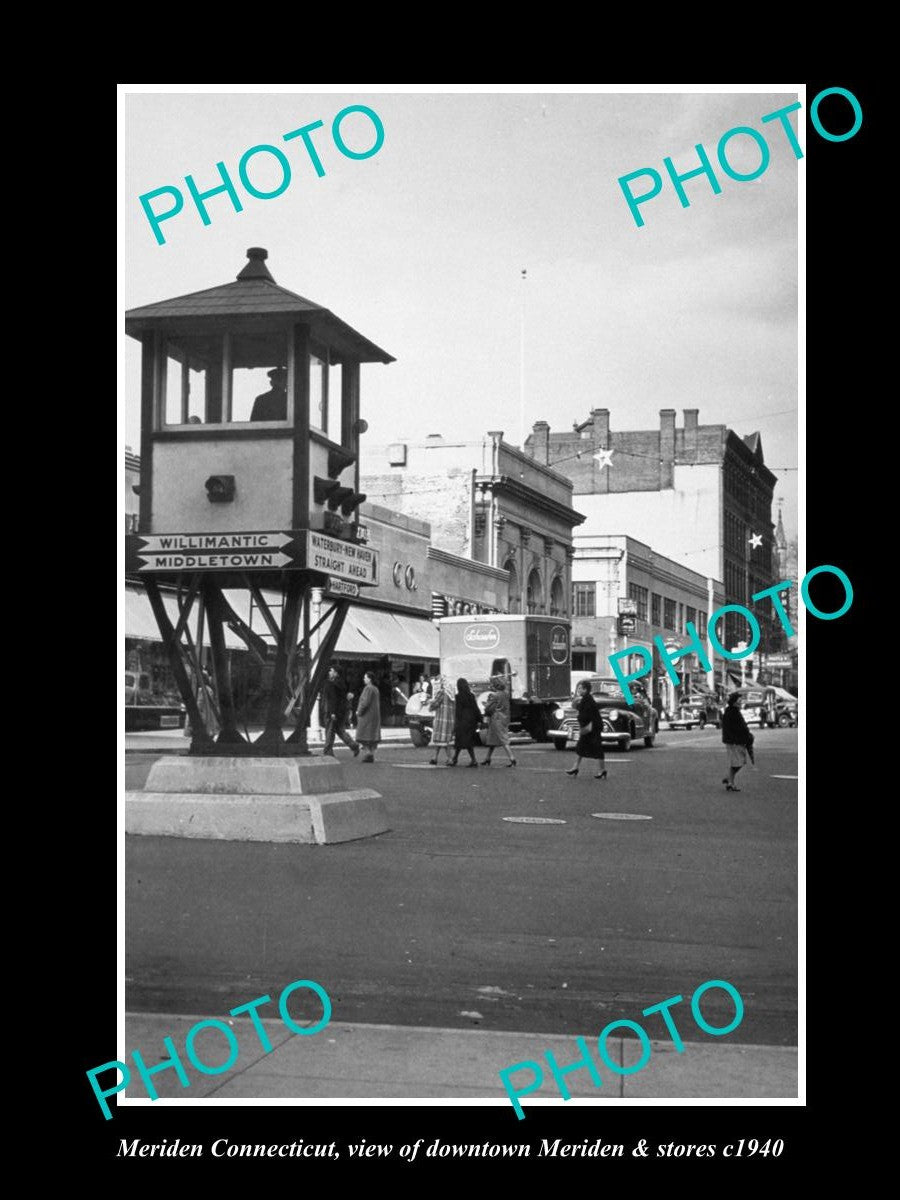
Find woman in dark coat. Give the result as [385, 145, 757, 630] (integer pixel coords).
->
[721, 692, 754, 791]
[565, 680, 607, 780]
[449, 678, 482, 767]
[355, 671, 382, 763]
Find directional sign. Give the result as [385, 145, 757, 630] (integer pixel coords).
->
[138, 532, 293, 553]
[130, 530, 302, 573]
[325, 576, 360, 598]
[307, 531, 378, 586]
[127, 530, 379, 580]
[139, 549, 293, 572]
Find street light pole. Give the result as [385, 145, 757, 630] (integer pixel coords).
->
[706, 576, 715, 692]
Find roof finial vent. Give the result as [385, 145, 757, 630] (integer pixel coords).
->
[237, 247, 275, 282]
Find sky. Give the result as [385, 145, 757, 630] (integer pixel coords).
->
[120, 87, 800, 537]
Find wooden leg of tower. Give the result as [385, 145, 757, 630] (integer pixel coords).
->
[286, 599, 350, 742]
[144, 578, 215, 751]
[256, 575, 304, 748]
[203, 578, 245, 746]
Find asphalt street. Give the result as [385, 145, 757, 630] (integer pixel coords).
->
[125, 727, 798, 1046]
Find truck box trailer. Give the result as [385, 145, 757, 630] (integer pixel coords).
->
[405, 614, 571, 746]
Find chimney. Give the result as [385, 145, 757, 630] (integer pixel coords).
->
[591, 408, 610, 446]
[531, 420, 550, 464]
[487, 430, 504, 475]
[660, 409, 676, 487]
[683, 408, 699, 456]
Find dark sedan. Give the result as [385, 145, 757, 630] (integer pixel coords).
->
[547, 677, 657, 752]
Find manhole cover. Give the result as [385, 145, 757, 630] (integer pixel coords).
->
[591, 812, 652, 821]
[502, 816, 567, 825]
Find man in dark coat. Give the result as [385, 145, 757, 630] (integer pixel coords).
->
[321, 666, 360, 758]
[250, 367, 288, 421]
[355, 671, 382, 763]
[721, 692, 754, 791]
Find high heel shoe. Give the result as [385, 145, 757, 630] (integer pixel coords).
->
[481, 760, 492, 766]
[565, 767, 579, 776]
[595, 770, 608, 780]
[429, 759, 438, 766]
[506, 759, 517, 768]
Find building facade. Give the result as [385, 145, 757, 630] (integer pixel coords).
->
[572, 534, 725, 712]
[526, 408, 783, 652]
[362, 431, 584, 619]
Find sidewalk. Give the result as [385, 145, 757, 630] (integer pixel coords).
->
[121, 1013, 798, 1102]
[125, 726, 416, 754]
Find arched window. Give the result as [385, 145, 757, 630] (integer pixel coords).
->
[527, 568, 543, 614]
[550, 574, 565, 616]
[504, 558, 521, 614]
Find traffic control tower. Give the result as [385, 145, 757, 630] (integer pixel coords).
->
[125, 247, 394, 758]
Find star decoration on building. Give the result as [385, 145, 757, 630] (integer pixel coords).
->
[749, 532, 763, 549]
[594, 448, 614, 470]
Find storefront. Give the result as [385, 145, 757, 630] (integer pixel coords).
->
[328, 604, 439, 725]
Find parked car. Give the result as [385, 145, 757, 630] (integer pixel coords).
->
[125, 670, 186, 731]
[668, 692, 722, 730]
[732, 685, 778, 727]
[774, 696, 799, 727]
[547, 677, 657, 752]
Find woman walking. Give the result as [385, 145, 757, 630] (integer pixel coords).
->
[449, 678, 482, 767]
[355, 671, 382, 763]
[428, 676, 456, 765]
[481, 678, 517, 767]
[721, 692, 754, 791]
[565, 679, 607, 779]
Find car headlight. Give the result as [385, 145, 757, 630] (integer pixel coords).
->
[606, 708, 620, 721]
[554, 708, 565, 719]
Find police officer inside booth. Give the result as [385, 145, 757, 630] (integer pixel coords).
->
[250, 366, 288, 422]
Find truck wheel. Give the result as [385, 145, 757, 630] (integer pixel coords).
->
[777, 713, 791, 728]
[553, 739, 568, 752]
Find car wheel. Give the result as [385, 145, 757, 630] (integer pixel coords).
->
[777, 713, 791, 728]
[697, 715, 707, 729]
[619, 733, 632, 753]
[553, 739, 568, 751]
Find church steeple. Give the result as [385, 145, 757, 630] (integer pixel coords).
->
[775, 498, 788, 575]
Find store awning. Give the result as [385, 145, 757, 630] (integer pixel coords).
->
[126, 588, 438, 660]
[125, 587, 247, 650]
[337, 606, 438, 660]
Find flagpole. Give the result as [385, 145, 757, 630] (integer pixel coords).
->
[519, 268, 527, 448]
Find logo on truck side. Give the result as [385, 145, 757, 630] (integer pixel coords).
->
[550, 626, 569, 664]
[464, 624, 500, 650]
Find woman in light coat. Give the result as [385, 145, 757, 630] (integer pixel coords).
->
[428, 676, 456, 765]
[355, 671, 382, 763]
[481, 678, 516, 767]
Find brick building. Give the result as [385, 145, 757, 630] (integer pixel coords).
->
[526, 408, 782, 650]
[572, 534, 725, 712]
[361, 432, 584, 618]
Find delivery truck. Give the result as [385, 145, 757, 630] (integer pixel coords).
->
[405, 614, 571, 746]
